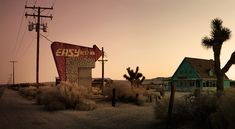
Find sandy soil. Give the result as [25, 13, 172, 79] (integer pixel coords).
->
[0, 89, 160, 129]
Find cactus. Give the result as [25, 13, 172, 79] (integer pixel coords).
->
[123, 66, 145, 87]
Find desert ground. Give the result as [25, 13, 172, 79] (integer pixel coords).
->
[0, 86, 163, 129]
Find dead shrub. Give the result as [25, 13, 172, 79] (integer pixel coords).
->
[136, 95, 147, 106]
[59, 82, 91, 108]
[154, 90, 218, 128]
[75, 99, 96, 111]
[154, 97, 169, 120]
[214, 88, 235, 129]
[36, 86, 60, 105]
[104, 81, 135, 102]
[19, 86, 37, 99]
[154, 88, 235, 129]
[104, 81, 147, 104]
[35, 82, 94, 111]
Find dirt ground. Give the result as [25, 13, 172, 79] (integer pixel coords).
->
[0, 88, 161, 129]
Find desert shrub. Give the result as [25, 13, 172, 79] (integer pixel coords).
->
[104, 81, 137, 102]
[191, 93, 217, 124]
[104, 81, 135, 101]
[104, 81, 148, 105]
[154, 88, 235, 129]
[35, 82, 94, 111]
[36, 86, 60, 105]
[176, 91, 218, 128]
[212, 88, 235, 129]
[136, 95, 147, 106]
[19, 83, 31, 88]
[91, 87, 102, 95]
[209, 112, 228, 129]
[59, 82, 91, 108]
[155, 89, 219, 128]
[19, 86, 38, 99]
[75, 99, 96, 111]
[154, 97, 169, 120]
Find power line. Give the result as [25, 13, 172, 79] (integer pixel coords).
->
[25, 0, 28, 5]
[52, 0, 57, 7]
[14, 28, 27, 60]
[34, 0, 38, 6]
[11, 0, 30, 60]
[11, 7, 26, 60]
[40, 33, 53, 43]
[17, 38, 35, 61]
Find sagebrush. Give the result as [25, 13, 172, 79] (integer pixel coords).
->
[155, 88, 235, 129]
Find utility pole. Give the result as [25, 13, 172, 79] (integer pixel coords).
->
[10, 61, 17, 86]
[98, 47, 108, 94]
[25, 5, 53, 88]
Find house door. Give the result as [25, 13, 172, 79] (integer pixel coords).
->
[196, 80, 200, 87]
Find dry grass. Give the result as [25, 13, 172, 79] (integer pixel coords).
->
[215, 88, 235, 128]
[36, 86, 60, 105]
[104, 81, 148, 104]
[34, 82, 95, 111]
[154, 88, 235, 129]
[104, 81, 135, 101]
[59, 82, 92, 108]
[19, 86, 38, 99]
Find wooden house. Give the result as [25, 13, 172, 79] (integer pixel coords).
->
[170, 57, 230, 91]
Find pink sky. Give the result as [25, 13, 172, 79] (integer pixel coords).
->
[1, 0, 235, 84]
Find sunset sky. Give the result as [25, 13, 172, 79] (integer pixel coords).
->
[1, 0, 235, 84]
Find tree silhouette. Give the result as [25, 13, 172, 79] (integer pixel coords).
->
[202, 18, 235, 95]
[123, 66, 145, 87]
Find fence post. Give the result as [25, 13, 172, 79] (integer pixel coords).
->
[112, 88, 116, 107]
[167, 85, 176, 126]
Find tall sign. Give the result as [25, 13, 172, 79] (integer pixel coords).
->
[51, 42, 102, 85]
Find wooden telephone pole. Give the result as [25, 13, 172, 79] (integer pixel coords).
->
[25, 5, 53, 88]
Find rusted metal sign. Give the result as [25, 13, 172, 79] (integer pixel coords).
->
[51, 41, 102, 81]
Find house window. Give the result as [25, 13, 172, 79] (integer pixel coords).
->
[209, 69, 213, 76]
[203, 82, 206, 87]
[206, 81, 209, 87]
[209, 81, 213, 87]
[190, 81, 195, 86]
[213, 82, 216, 87]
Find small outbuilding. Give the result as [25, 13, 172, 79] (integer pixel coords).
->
[170, 57, 230, 91]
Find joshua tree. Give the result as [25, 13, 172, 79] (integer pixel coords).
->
[202, 18, 235, 95]
[123, 66, 145, 87]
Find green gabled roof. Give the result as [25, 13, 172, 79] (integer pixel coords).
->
[172, 57, 200, 80]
